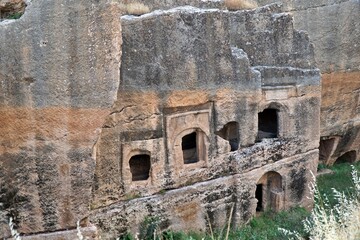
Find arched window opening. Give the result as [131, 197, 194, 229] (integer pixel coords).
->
[256, 171, 283, 212]
[335, 150, 357, 164]
[319, 138, 336, 162]
[129, 154, 151, 181]
[257, 108, 278, 141]
[215, 122, 239, 151]
[182, 132, 198, 164]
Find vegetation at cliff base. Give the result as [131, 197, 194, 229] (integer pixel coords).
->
[117, 162, 360, 240]
[9, 162, 360, 240]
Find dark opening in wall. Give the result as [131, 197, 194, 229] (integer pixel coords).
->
[335, 150, 357, 164]
[319, 138, 336, 162]
[255, 184, 263, 212]
[257, 109, 278, 141]
[182, 132, 198, 164]
[215, 122, 239, 151]
[256, 171, 283, 212]
[129, 154, 151, 181]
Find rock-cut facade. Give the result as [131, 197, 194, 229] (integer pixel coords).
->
[91, 4, 321, 237]
[0, 1, 322, 239]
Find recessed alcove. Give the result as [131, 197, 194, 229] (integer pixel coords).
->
[165, 106, 211, 175]
[256, 171, 283, 212]
[215, 121, 239, 151]
[319, 138, 337, 163]
[257, 108, 278, 141]
[129, 154, 151, 181]
[182, 132, 199, 164]
[335, 150, 357, 164]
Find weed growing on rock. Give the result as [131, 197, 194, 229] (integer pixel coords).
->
[139, 216, 160, 240]
[205, 203, 234, 240]
[8, 217, 21, 240]
[224, 0, 258, 10]
[113, 1, 150, 16]
[77, 220, 84, 240]
[280, 166, 360, 240]
[125, 3, 150, 15]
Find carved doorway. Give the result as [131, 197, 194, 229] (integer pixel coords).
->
[256, 171, 283, 212]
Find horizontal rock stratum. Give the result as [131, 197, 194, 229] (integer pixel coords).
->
[0, 0, 358, 239]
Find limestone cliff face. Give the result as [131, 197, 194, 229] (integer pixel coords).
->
[0, 0, 121, 236]
[257, 0, 360, 164]
[91, 4, 320, 238]
[1, 0, 356, 239]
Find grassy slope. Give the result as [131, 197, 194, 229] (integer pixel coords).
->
[317, 162, 360, 206]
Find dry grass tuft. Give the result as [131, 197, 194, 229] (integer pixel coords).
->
[224, 0, 258, 10]
[118, 2, 150, 16]
[280, 166, 360, 240]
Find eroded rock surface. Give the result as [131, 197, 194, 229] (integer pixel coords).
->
[0, 0, 121, 237]
[0, 0, 333, 239]
[258, 0, 360, 165]
[91, 4, 320, 238]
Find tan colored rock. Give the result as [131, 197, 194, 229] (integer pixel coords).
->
[257, 0, 360, 165]
[19, 226, 98, 240]
[0, 1, 326, 239]
[0, 0, 122, 237]
[91, 5, 321, 238]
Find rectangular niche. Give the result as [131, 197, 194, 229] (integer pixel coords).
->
[165, 104, 212, 176]
[122, 138, 165, 193]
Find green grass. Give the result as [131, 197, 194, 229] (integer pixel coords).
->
[119, 162, 359, 240]
[118, 208, 310, 240]
[227, 207, 309, 240]
[5, 12, 23, 19]
[317, 161, 360, 206]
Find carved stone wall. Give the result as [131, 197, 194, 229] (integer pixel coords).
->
[91, 4, 320, 238]
[257, 0, 360, 164]
[0, 1, 330, 239]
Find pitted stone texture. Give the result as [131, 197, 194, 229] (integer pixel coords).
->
[258, 0, 352, 12]
[257, 0, 360, 73]
[258, 0, 360, 164]
[93, 84, 321, 206]
[119, 0, 226, 11]
[120, 4, 316, 91]
[93, 7, 321, 233]
[228, 4, 316, 69]
[17, 226, 98, 240]
[91, 150, 317, 239]
[1, 1, 322, 238]
[0, 0, 121, 237]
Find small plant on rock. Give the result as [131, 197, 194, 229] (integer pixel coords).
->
[114, 1, 150, 16]
[125, 3, 150, 16]
[280, 166, 360, 240]
[8, 217, 21, 240]
[139, 216, 160, 240]
[224, 0, 258, 10]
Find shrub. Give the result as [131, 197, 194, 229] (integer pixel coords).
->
[224, 0, 258, 10]
[116, 2, 150, 16]
[280, 166, 360, 240]
[138, 216, 160, 240]
[126, 3, 150, 15]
